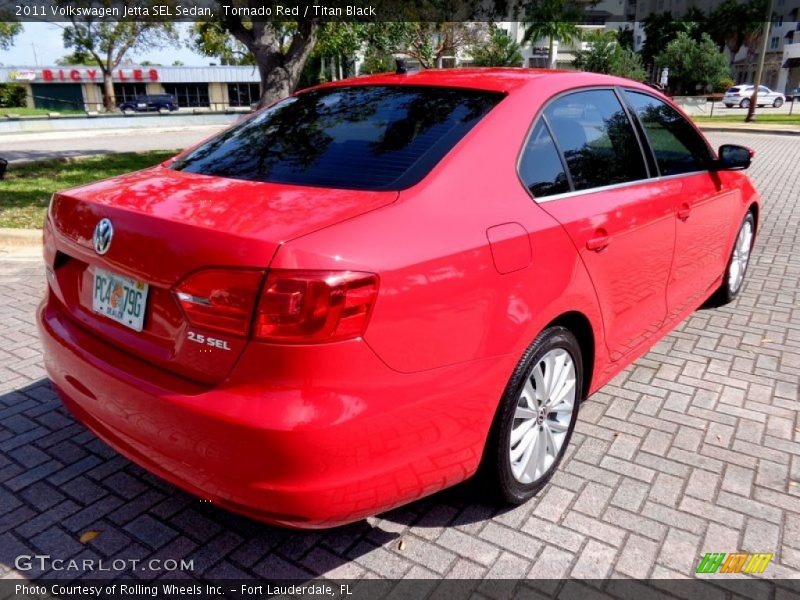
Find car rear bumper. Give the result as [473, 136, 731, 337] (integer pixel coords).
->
[38, 296, 508, 528]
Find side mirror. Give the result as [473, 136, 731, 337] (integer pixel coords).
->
[716, 144, 753, 170]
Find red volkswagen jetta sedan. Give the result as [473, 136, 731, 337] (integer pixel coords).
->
[39, 69, 759, 527]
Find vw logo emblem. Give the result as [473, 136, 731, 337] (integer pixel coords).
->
[93, 218, 114, 255]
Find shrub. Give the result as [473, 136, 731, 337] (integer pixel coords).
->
[0, 83, 27, 108]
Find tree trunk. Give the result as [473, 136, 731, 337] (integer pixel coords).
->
[254, 52, 295, 106]
[102, 70, 115, 112]
[239, 22, 318, 109]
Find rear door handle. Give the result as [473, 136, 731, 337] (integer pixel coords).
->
[586, 234, 611, 251]
[677, 204, 692, 221]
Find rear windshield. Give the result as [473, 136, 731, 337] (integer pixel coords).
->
[170, 85, 504, 190]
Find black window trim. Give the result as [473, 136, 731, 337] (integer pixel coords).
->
[617, 86, 717, 179]
[516, 85, 717, 204]
[541, 114, 575, 191]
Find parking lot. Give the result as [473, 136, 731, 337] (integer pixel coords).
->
[0, 132, 798, 582]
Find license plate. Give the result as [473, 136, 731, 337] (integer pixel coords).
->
[92, 267, 149, 331]
[137, 103, 146, 108]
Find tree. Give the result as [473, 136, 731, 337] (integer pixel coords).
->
[0, 83, 27, 108]
[190, 22, 254, 65]
[62, 21, 177, 111]
[56, 50, 94, 66]
[641, 13, 700, 72]
[523, 0, 582, 68]
[707, 0, 767, 58]
[0, 21, 22, 51]
[617, 26, 634, 51]
[470, 25, 523, 67]
[573, 30, 646, 81]
[391, 22, 487, 69]
[315, 22, 372, 80]
[212, 6, 319, 108]
[656, 32, 731, 95]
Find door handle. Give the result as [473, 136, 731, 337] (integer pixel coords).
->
[677, 204, 692, 221]
[586, 234, 611, 252]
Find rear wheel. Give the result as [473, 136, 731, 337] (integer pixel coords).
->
[740, 98, 751, 108]
[709, 212, 755, 306]
[773, 97, 784, 108]
[483, 326, 582, 504]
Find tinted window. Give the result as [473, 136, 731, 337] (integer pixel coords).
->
[519, 120, 570, 198]
[625, 91, 711, 176]
[544, 90, 647, 191]
[172, 85, 503, 190]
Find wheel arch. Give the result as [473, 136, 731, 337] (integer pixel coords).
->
[544, 310, 595, 401]
[748, 201, 759, 232]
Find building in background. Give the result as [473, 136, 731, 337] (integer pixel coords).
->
[629, 0, 799, 93]
[0, 65, 261, 112]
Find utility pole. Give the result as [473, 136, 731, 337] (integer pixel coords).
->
[31, 42, 39, 66]
[746, 0, 775, 122]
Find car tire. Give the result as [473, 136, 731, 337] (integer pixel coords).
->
[724, 104, 733, 108]
[709, 211, 755, 306]
[482, 326, 582, 504]
[740, 98, 751, 108]
[773, 97, 784, 108]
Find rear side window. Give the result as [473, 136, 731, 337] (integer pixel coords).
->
[518, 120, 570, 198]
[171, 85, 503, 190]
[624, 91, 711, 176]
[544, 89, 647, 191]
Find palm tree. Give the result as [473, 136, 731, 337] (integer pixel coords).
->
[523, 0, 582, 68]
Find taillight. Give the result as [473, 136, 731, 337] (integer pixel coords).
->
[254, 270, 378, 343]
[174, 268, 264, 336]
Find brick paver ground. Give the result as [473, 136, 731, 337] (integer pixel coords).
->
[0, 132, 798, 581]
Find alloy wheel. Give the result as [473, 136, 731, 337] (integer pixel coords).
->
[509, 348, 576, 484]
[728, 217, 753, 294]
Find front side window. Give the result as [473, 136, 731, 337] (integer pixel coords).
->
[518, 120, 570, 198]
[624, 91, 711, 176]
[544, 89, 647, 191]
[172, 85, 503, 190]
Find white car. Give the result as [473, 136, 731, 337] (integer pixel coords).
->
[724, 85, 785, 108]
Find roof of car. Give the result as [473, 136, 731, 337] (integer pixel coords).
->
[313, 68, 624, 94]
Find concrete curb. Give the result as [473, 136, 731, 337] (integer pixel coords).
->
[0, 227, 42, 248]
[697, 125, 800, 136]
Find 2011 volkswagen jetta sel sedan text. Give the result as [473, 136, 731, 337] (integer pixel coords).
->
[38, 69, 759, 528]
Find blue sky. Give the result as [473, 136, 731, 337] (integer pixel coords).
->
[0, 22, 211, 66]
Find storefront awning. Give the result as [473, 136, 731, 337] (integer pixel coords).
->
[783, 57, 800, 69]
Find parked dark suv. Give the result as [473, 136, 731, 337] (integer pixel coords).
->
[119, 94, 178, 113]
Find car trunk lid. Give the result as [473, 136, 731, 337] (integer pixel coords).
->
[46, 166, 397, 385]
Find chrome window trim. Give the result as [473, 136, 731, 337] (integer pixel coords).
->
[515, 85, 654, 204]
[531, 170, 711, 204]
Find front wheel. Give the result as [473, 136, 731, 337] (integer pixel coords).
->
[483, 326, 582, 504]
[773, 97, 784, 108]
[709, 212, 755, 306]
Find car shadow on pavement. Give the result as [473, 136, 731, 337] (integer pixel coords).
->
[0, 378, 497, 581]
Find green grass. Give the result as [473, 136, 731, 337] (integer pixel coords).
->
[1, 107, 87, 117]
[693, 113, 800, 125]
[0, 151, 177, 229]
